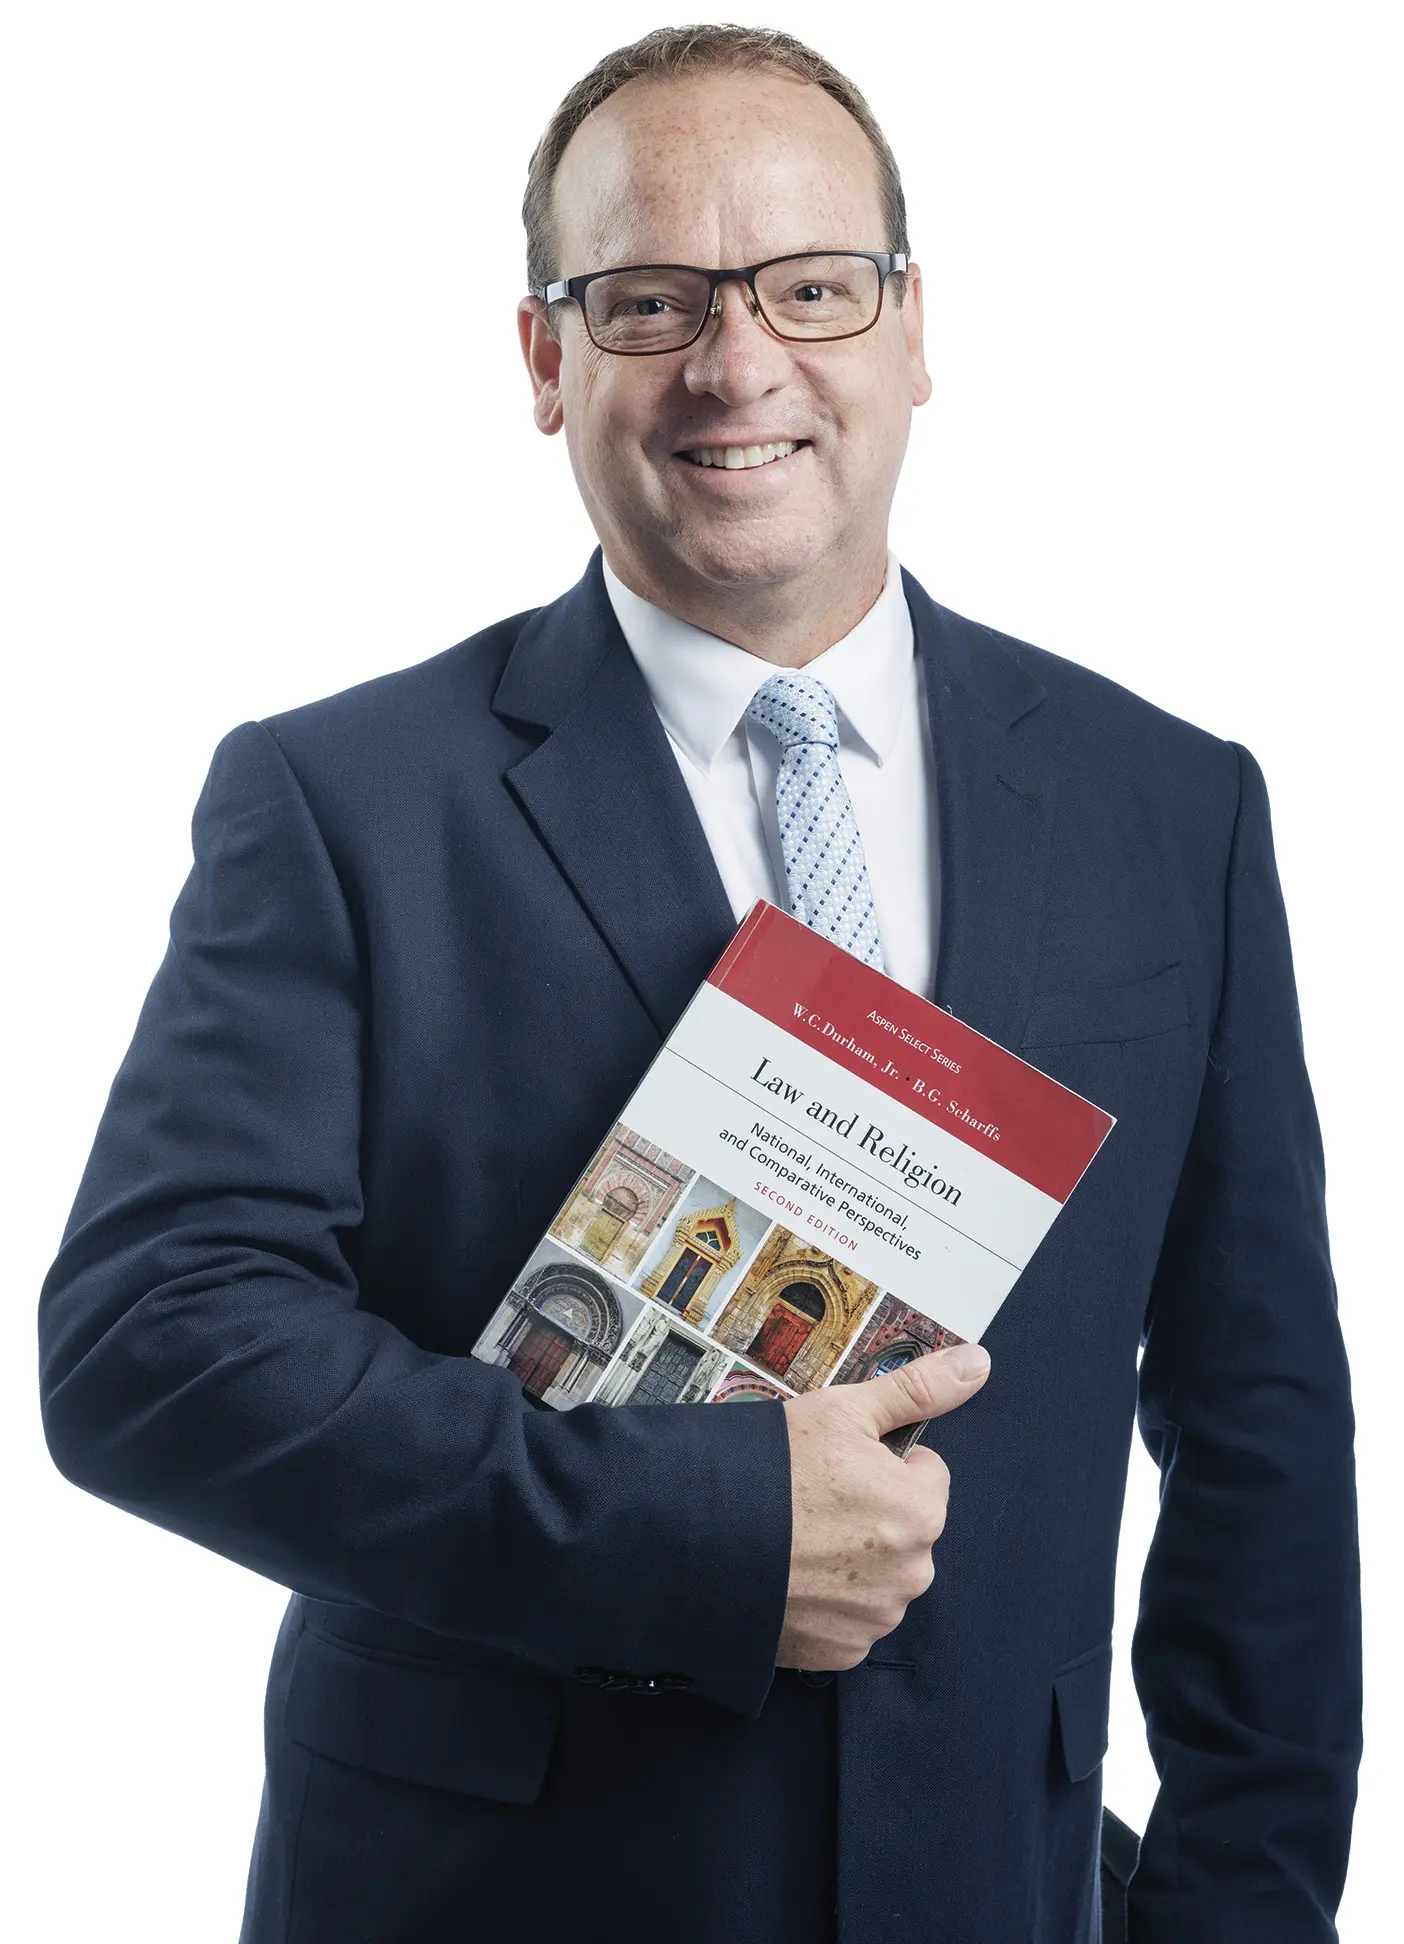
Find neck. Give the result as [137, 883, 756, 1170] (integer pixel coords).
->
[601, 541, 890, 668]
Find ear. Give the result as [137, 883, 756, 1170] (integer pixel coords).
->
[900, 263, 932, 409]
[518, 296, 565, 435]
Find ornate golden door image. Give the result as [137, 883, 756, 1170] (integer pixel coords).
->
[640, 1200, 744, 1325]
[711, 1230, 880, 1392]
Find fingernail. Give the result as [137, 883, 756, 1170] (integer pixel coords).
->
[940, 1341, 990, 1382]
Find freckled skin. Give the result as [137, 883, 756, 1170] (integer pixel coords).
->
[518, 69, 932, 668]
[777, 1354, 982, 1671]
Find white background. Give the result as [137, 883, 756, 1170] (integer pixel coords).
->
[4, 3, 1398, 1936]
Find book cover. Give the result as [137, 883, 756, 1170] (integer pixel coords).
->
[472, 902, 1115, 1456]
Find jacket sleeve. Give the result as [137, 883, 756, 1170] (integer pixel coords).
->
[37, 720, 793, 1719]
[1129, 742, 1361, 1940]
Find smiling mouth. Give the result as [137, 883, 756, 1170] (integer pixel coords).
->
[680, 440, 808, 469]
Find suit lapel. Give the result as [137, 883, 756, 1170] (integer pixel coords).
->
[905, 570, 1055, 1051]
[494, 553, 738, 1037]
[495, 553, 1055, 1051]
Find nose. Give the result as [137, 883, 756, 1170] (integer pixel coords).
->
[678, 276, 794, 405]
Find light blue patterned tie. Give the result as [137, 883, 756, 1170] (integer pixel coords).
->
[747, 671, 886, 971]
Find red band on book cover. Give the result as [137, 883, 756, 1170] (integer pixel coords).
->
[708, 905, 1112, 1203]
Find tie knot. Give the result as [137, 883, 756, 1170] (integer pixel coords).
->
[746, 671, 840, 752]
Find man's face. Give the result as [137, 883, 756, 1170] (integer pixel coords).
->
[519, 70, 930, 604]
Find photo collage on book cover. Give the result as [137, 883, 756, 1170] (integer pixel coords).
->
[473, 1123, 963, 1411]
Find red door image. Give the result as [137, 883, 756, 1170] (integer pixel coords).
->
[748, 1305, 813, 1378]
[748, 1280, 826, 1380]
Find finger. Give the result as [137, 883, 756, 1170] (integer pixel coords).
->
[850, 1341, 990, 1439]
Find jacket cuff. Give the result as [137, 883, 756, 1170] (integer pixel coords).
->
[524, 1391, 793, 1719]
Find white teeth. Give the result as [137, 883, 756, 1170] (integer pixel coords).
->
[684, 440, 801, 469]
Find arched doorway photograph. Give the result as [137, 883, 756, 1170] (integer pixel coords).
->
[636, 1180, 769, 1330]
[710, 1227, 881, 1393]
[582, 1183, 640, 1263]
[746, 1279, 826, 1380]
[473, 1244, 643, 1409]
[549, 1122, 691, 1281]
[830, 1292, 961, 1389]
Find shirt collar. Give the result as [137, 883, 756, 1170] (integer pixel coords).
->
[602, 551, 915, 775]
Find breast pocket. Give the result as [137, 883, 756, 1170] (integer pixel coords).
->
[1022, 963, 1189, 1050]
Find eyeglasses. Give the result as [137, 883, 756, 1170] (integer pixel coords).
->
[535, 251, 908, 357]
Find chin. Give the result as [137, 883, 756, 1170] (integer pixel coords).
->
[669, 516, 832, 590]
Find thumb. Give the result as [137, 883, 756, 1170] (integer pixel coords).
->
[849, 1341, 991, 1440]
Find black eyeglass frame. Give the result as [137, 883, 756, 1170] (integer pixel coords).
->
[534, 250, 910, 356]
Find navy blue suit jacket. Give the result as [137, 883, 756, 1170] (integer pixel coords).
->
[39, 555, 1360, 1942]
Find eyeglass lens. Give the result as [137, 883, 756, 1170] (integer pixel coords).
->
[582, 254, 883, 353]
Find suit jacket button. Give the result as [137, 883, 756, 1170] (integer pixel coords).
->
[797, 1669, 836, 1688]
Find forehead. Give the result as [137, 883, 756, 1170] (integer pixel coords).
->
[550, 69, 887, 271]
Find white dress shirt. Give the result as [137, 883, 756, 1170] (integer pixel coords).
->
[602, 551, 941, 999]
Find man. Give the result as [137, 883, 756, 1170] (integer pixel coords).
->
[38, 23, 1359, 1944]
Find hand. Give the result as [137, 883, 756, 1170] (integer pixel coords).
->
[776, 1341, 991, 1671]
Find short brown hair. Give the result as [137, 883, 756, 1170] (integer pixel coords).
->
[523, 23, 910, 297]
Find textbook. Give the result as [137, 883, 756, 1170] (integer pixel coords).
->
[471, 902, 1115, 1456]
